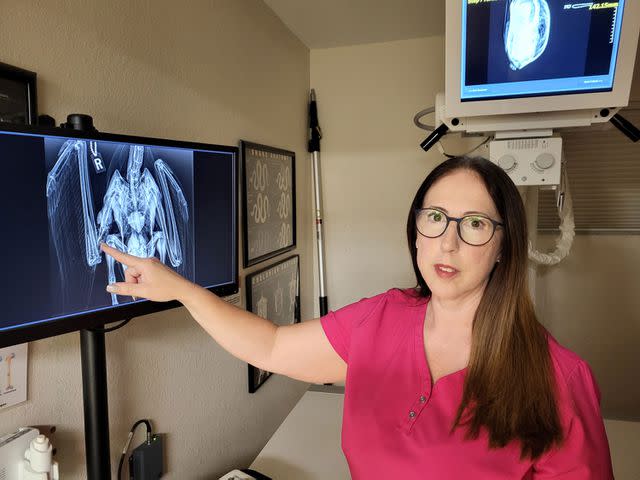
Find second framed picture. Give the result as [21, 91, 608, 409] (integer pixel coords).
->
[241, 140, 296, 267]
[246, 255, 300, 393]
[0, 62, 37, 125]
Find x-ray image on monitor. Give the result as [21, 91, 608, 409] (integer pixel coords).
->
[45, 139, 195, 310]
[462, 0, 626, 100]
[0, 126, 237, 345]
[504, 0, 551, 71]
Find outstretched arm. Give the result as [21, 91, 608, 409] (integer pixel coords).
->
[101, 244, 346, 384]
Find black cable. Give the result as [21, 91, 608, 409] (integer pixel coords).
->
[89, 318, 132, 334]
[118, 419, 153, 480]
[117, 454, 126, 480]
[442, 136, 492, 159]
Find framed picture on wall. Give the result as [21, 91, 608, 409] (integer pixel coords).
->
[246, 255, 300, 393]
[0, 62, 37, 125]
[241, 140, 296, 267]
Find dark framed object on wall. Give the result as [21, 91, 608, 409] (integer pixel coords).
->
[241, 140, 296, 267]
[0, 62, 37, 125]
[246, 255, 300, 393]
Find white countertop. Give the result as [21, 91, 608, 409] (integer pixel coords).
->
[249, 385, 350, 479]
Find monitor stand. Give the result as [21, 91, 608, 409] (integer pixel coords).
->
[80, 328, 111, 479]
[65, 117, 112, 479]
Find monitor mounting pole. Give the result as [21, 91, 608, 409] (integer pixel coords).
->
[80, 328, 111, 479]
[62, 113, 112, 479]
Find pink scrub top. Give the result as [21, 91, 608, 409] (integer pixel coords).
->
[320, 288, 613, 479]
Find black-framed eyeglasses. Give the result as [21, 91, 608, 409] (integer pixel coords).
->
[414, 207, 504, 246]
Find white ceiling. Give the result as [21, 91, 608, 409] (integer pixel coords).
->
[263, 0, 446, 49]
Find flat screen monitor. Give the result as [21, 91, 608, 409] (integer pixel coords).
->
[0, 123, 238, 347]
[445, 1, 640, 117]
[462, 0, 625, 101]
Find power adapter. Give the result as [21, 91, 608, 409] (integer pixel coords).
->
[128, 433, 164, 479]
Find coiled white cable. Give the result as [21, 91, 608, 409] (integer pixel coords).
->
[527, 164, 575, 266]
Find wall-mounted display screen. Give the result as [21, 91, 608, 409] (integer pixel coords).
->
[0, 124, 237, 347]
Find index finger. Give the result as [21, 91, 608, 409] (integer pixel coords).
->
[100, 243, 141, 267]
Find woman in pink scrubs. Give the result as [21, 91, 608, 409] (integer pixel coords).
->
[102, 156, 613, 479]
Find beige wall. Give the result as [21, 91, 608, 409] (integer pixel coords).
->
[310, 36, 482, 310]
[0, 1, 312, 478]
[311, 36, 640, 479]
[536, 234, 640, 420]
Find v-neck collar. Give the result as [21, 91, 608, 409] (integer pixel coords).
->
[416, 296, 468, 393]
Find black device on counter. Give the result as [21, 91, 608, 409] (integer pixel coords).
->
[129, 435, 164, 480]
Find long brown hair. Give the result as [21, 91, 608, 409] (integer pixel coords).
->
[406, 156, 562, 460]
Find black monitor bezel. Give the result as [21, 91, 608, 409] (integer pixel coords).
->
[0, 122, 239, 348]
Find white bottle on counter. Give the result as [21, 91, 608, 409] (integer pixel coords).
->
[19, 434, 59, 480]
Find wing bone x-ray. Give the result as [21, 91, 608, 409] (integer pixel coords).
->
[46, 140, 189, 305]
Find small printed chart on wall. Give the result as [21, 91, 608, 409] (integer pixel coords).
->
[246, 255, 300, 393]
[241, 141, 296, 267]
[0, 343, 27, 410]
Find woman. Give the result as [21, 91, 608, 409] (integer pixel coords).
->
[102, 156, 613, 479]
